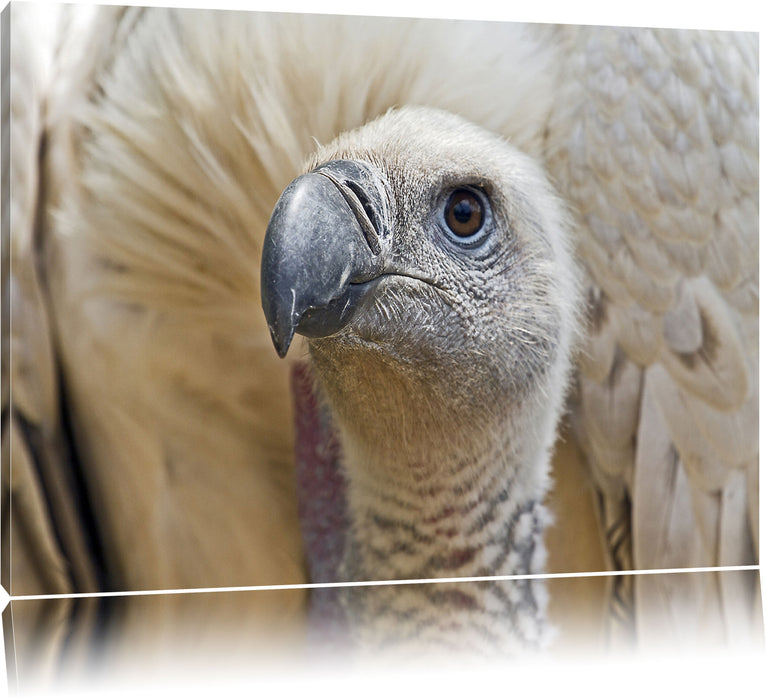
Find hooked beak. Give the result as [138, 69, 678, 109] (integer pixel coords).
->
[260, 160, 391, 357]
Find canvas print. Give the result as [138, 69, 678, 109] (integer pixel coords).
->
[0, 1, 762, 693]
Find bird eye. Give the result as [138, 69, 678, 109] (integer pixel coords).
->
[440, 188, 491, 247]
[445, 189, 483, 236]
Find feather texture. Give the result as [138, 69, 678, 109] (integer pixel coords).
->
[544, 25, 758, 643]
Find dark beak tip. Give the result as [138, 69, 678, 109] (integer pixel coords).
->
[268, 321, 293, 359]
[271, 338, 288, 359]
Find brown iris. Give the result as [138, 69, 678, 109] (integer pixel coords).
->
[444, 189, 484, 238]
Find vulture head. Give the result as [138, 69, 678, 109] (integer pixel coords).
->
[262, 106, 582, 651]
[263, 107, 581, 470]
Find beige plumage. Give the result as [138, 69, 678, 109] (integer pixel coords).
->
[1, 4, 759, 682]
[544, 26, 759, 647]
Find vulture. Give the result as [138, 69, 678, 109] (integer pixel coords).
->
[1, 2, 761, 688]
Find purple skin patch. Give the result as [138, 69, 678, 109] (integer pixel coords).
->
[291, 361, 352, 647]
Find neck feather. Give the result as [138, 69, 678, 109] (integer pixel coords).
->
[336, 420, 553, 654]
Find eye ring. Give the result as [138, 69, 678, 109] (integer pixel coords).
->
[440, 187, 491, 247]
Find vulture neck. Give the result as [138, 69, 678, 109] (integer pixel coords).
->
[339, 414, 551, 584]
[326, 379, 554, 654]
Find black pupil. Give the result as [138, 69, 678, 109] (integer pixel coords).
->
[446, 190, 483, 238]
[453, 200, 473, 223]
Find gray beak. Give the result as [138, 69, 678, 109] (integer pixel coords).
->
[260, 160, 391, 357]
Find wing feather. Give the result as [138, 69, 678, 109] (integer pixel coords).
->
[658, 278, 749, 411]
[609, 302, 663, 367]
[544, 25, 758, 645]
[579, 351, 641, 481]
[1, 4, 103, 682]
[576, 288, 618, 383]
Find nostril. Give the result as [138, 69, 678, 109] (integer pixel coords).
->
[345, 179, 380, 241]
[318, 172, 381, 256]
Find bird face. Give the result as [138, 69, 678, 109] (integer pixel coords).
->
[262, 106, 580, 453]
